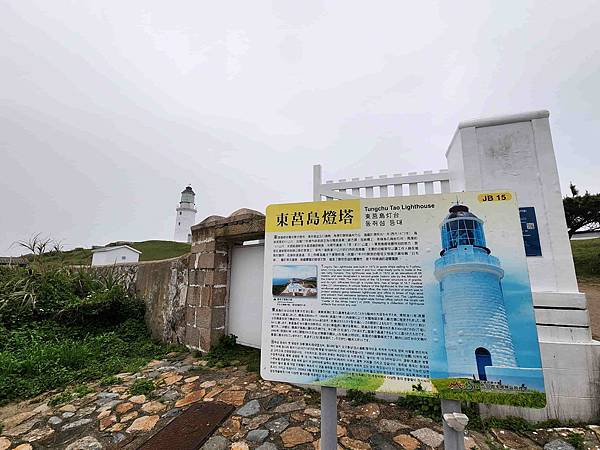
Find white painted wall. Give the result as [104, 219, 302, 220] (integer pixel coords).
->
[91, 246, 140, 266]
[446, 110, 600, 420]
[228, 244, 264, 349]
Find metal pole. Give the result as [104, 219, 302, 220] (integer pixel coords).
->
[314, 168, 337, 450]
[441, 399, 465, 450]
[321, 386, 338, 450]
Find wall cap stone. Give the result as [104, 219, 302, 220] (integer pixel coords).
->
[191, 210, 265, 232]
[458, 110, 549, 130]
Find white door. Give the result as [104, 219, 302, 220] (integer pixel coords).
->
[228, 243, 264, 348]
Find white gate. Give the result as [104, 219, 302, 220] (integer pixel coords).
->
[228, 243, 264, 349]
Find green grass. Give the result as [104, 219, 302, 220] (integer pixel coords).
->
[131, 240, 191, 262]
[319, 372, 385, 391]
[571, 238, 600, 280]
[204, 335, 261, 373]
[129, 379, 155, 396]
[0, 320, 177, 405]
[33, 240, 191, 266]
[431, 378, 546, 408]
[48, 384, 94, 406]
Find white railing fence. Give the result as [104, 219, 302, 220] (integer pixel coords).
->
[313, 164, 450, 201]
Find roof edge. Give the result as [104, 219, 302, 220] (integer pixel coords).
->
[458, 110, 549, 130]
[91, 245, 142, 254]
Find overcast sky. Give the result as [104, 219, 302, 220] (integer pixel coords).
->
[1, 1, 599, 255]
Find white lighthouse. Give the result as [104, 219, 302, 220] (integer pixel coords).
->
[174, 186, 197, 243]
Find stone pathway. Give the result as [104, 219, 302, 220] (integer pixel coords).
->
[1, 353, 599, 449]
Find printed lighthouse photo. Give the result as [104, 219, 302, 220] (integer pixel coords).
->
[432, 202, 545, 405]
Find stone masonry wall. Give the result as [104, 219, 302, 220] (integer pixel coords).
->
[134, 255, 189, 344]
[86, 209, 265, 352]
[185, 209, 265, 352]
[89, 255, 190, 344]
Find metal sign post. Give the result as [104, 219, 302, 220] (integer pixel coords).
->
[441, 399, 466, 450]
[321, 386, 338, 450]
[314, 181, 338, 450]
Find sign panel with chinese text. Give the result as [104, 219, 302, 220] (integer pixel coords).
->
[261, 192, 545, 407]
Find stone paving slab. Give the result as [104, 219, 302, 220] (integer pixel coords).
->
[1, 352, 599, 450]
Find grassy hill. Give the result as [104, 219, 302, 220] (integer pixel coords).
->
[571, 238, 600, 281]
[22, 237, 599, 275]
[36, 240, 191, 265]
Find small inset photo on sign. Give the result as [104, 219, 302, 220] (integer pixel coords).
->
[272, 265, 318, 297]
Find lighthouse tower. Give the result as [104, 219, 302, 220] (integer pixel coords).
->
[434, 204, 516, 380]
[174, 186, 197, 243]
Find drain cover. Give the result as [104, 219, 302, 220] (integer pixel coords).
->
[137, 401, 234, 450]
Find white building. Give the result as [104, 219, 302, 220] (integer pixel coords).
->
[174, 186, 197, 243]
[91, 245, 141, 266]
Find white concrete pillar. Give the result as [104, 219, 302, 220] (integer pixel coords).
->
[446, 110, 600, 421]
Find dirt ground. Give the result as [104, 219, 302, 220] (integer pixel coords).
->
[579, 281, 600, 339]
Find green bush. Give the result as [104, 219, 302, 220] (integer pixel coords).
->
[0, 264, 173, 405]
[129, 379, 155, 396]
[0, 265, 142, 328]
[396, 395, 442, 420]
[346, 389, 376, 405]
[566, 433, 584, 450]
[203, 334, 260, 373]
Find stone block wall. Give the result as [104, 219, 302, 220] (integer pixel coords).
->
[134, 255, 189, 344]
[185, 209, 265, 352]
[89, 255, 190, 344]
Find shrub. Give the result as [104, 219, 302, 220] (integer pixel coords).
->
[566, 433, 584, 450]
[346, 389, 376, 405]
[396, 395, 442, 420]
[100, 375, 120, 386]
[0, 254, 179, 405]
[129, 379, 155, 396]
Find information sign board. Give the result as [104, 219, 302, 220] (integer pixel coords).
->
[261, 192, 545, 407]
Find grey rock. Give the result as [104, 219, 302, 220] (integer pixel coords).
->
[62, 412, 75, 419]
[65, 435, 103, 450]
[273, 400, 305, 414]
[157, 365, 177, 372]
[201, 435, 229, 450]
[97, 400, 122, 411]
[411, 428, 444, 448]
[265, 417, 290, 434]
[112, 433, 126, 444]
[544, 440, 576, 450]
[369, 434, 398, 450]
[77, 406, 96, 416]
[246, 429, 269, 444]
[176, 365, 194, 373]
[162, 390, 179, 401]
[48, 416, 63, 425]
[377, 419, 408, 434]
[256, 444, 279, 450]
[162, 408, 181, 419]
[145, 371, 161, 379]
[236, 399, 261, 417]
[264, 394, 286, 410]
[97, 392, 119, 399]
[61, 418, 93, 431]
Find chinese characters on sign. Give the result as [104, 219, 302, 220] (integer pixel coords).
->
[261, 193, 545, 407]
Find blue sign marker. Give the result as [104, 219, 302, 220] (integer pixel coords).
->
[519, 207, 542, 256]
